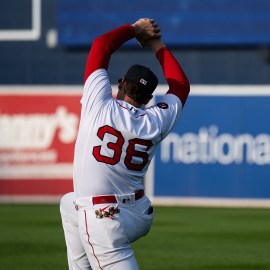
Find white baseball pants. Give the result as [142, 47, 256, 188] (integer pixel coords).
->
[60, 192, 92, 270]
[60, 192, 154, 270]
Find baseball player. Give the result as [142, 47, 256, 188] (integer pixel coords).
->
[60, 18, 190, 270]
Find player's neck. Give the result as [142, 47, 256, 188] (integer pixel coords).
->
[123, 95, 142, 108]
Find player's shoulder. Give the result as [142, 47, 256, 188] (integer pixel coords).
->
[80, 68, 112, 117]
[84, 68, 108, 86]
[148, 93, 182, 113]
[161, 93, 182, 106]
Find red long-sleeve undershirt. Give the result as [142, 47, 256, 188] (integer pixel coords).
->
[84, 24, 135, 82]
[156, 47, 190, 106]
[84, 24, 190, 107]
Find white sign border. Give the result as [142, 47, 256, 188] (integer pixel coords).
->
[0, 0, 41, 41]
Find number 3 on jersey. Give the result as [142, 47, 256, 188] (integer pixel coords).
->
[92, 125, 153, 171]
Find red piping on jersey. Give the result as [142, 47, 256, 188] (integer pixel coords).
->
[156, 47, 190, 107]
[84, 210, 104, 270]
[135, 113, 147, 118]
[116, 101, 128, 110]
[116, 101, 147, 118]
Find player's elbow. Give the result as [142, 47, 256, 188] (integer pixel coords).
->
[180, 78, 190, 98]
[185, 80, 190, 94]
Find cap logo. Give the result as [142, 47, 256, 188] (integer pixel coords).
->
[140, 78, 147, 85]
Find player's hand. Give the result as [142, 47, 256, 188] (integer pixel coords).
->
[132, 18, 162, 47]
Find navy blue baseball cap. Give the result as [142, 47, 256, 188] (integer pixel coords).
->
[119, 64, 158, 95]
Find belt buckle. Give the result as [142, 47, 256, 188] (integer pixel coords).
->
[122, 197, 131, 204]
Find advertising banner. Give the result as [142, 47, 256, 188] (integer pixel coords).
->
[0, 87, 81, 200]
[151, 86, 270, 205]
[1, 86, 270, 206]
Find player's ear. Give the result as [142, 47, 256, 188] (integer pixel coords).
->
[118, 79, 125, 90]
[117, 80, 126, 100]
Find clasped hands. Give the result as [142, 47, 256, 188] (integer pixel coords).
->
[132, 18, 162, 47]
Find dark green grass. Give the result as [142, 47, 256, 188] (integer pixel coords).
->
[0, 205, 270, 270]
[134, 207, 270, 270]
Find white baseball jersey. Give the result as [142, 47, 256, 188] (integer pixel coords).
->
[73, 69, 182, 198]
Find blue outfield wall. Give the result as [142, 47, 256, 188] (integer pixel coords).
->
[56, 0, 270, 47]
[152, 86, 270, 200]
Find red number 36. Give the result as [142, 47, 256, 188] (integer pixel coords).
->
[92, 125, 153, 171]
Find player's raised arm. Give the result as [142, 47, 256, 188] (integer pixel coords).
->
[145, 39, 190, 107]
[84, 18, 161, 83]
[83, 25, 134, 83]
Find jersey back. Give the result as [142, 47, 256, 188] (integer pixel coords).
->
[73, 69, 182, 198]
